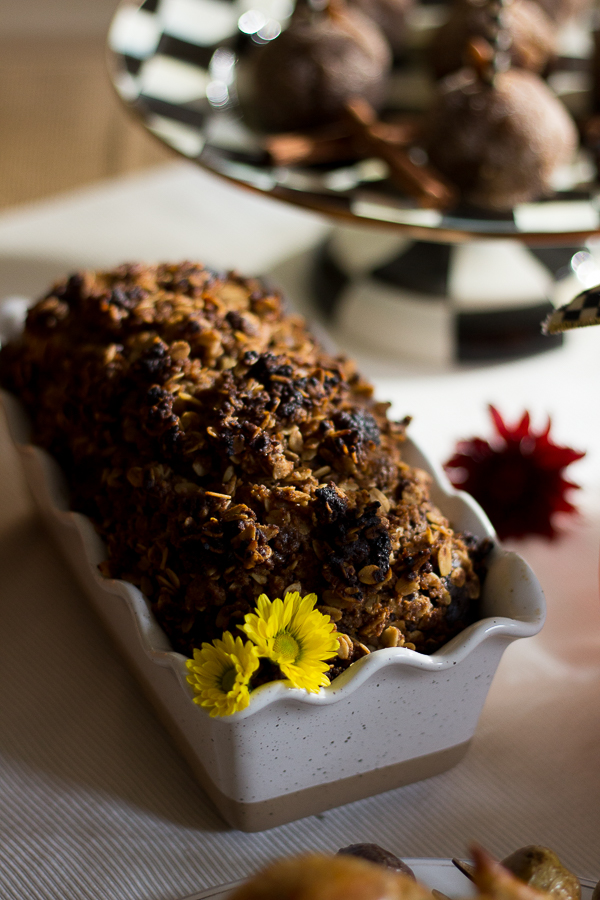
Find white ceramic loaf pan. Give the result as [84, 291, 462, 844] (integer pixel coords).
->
[0, 383, 545, 832]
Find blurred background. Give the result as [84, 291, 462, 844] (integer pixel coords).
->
[0, 0, 172, 211]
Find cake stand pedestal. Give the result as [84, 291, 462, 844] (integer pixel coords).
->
[310, 230, 593, 363]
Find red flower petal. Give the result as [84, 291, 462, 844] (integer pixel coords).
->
[444, 407, 585, 540]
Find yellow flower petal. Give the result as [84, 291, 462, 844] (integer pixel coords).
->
[241, 592, 338, 693]
[187, 632, 259, 717]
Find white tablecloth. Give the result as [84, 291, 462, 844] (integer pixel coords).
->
[1, 162, 600, 900]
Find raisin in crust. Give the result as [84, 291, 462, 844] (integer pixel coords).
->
[0, 263, 488, 668]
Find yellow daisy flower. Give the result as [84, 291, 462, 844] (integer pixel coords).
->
[241, 592, 339, 693]
[186, 632, 259, 717]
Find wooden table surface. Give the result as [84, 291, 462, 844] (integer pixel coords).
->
[0, 36, 173, 211]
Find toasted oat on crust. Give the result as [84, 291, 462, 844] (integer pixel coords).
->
[0, 262, 489, 668]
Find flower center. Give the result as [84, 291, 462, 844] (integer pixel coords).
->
[220, 666, 237, 694]
[273, 631, 300, 662]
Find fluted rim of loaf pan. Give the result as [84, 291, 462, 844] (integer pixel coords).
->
[1, 383, 546, 721]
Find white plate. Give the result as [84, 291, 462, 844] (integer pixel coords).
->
[181, 858, 596, 900]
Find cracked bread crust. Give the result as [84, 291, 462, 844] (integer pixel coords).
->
[0, 262, 489, 669]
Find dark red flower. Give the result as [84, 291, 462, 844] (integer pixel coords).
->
[444, 406, 585, 540]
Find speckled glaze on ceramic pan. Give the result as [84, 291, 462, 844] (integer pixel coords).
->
[1, 386, 545, 831]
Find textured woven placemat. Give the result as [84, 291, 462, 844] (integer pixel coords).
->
[0, 36, 171, 212]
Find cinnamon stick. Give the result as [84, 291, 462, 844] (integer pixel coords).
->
[344, 98, 457, 209]
[265, 116, 420, 167]
[265, 127, 355, 166]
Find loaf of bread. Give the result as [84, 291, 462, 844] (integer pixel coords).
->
[229, 854, 431, 900]
[0, 262, 488, 672]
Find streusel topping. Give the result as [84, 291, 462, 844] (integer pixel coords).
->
[0, 262, 488, 670]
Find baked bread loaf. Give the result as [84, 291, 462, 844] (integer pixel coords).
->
[229, 854, 432, 900]
[0, 263, 488, 670]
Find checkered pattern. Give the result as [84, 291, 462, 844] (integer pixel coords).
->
[314, 235, 570, 361]
[107, 0, 600, 240]
[543, 284, 600, 334]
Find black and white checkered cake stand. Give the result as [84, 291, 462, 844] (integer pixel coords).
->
[108, 0, 600, 363]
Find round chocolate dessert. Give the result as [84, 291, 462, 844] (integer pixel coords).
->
[424, 67, 577, 210]
[0, 263, 488, 668]
[240, 0, 392, 133]
[348, 0, 413, 57]
[338, 844, 416, 878]
[430, 0, 556, 78]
